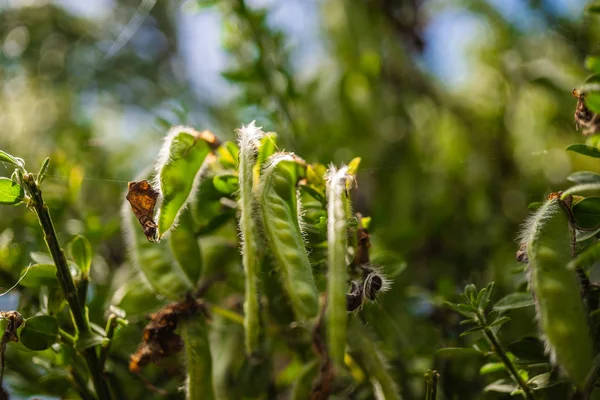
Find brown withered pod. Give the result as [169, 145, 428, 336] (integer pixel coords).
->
[129, 275, 224, 375]
[572, 88, 600, 136]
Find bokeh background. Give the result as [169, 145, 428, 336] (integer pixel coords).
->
[0, 0, 598, 398]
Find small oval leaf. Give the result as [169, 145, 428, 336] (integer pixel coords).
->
[0, 150, 25, 168]
[69, 235, 92, 276]
[567, 144, 600, 159]
[156, 127, 220, 238]
[0, 178, 24, 205]
[19, 264, 58, 288]
[20, 315, 59, 351]
[568, 171, 600, 185]
[493, 292, 535, 311]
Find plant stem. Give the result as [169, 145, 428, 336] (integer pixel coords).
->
[477, 311, 534, 400]
[22, 173, 111, 400]
[424, 370, 439, 400]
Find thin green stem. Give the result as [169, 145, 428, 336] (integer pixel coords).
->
[477, 311, 534, 400]
[22, 173, 111, 400]
[59, 328, 76, 347]
[424, 370, 439, 400]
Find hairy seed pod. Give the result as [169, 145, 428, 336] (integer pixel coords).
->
[346, 281, 363, 312]
[364, 272, 383, 301]
[326, 165, 351, 366]
[522, 198, 593, 389]
[259, 153, 319, 319]
[236, 121, 262, 354]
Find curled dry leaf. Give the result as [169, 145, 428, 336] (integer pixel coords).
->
[129, 295, 205, 373]
[126, 180, 159, 242]
[129, 275, 224, 374]
[573, 89, 600, 136]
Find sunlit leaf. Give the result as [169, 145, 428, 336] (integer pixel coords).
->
[156, 127, 220, 238]
[213, 174, 239, 195]
[0, 178, 24, 205]
[0, 150, 24, 168]
[480, 362, 505, 375]
[19, 315, 58, 351]
[567, 144, 600, 159]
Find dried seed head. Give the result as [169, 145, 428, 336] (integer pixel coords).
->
[346, 281, 363, 312]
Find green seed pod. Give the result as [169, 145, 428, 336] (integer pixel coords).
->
[522, 198, 593, 389]
[259, 153, 319, 319]
[236, 121, 262, 354]
[326, 165, 351, 367]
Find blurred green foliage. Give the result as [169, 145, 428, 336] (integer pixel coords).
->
[1, 0, 600, 399]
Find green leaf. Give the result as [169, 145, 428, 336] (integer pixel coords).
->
[480, 362, 505, 375]
[493, 292, 535, 311]
[0, 150, 24, 168]
[587, 56, 600, 75]
[435, 347, 482, 359]
[124, 201, 194, 299]
[568, 171, 600, 185]
[445, 301, 476, 318]
[484, 379, 518, 393]
[460, 326, 484, 337]
[567, 144, 600, 159]
[69, 235, 92, 276]
[19, 264, 58, 288]
[256, 133, 278, 167]
[36, 157, 50, 185]
[156, 128, 219, 238]
[169, 209, 203, 284]
[111, 274, 164, 316]
[573, 197, 600, 229]
[489, 316, 511, 328]
[216, 141, 239, 169]
[19, 315, 58, 351]
[213, 174, 239, 195]
[508, 337, 547, 364]
[76, 331, 107, 350]
[464, 283, 477, 304]
[562, 183, 600, 198]
[588, 2, 600, 13]
[0, 178, 24, 205]
[181, 317, 215, 400]
[586, 92, 600, 114]
[570, 241, 600, 270]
